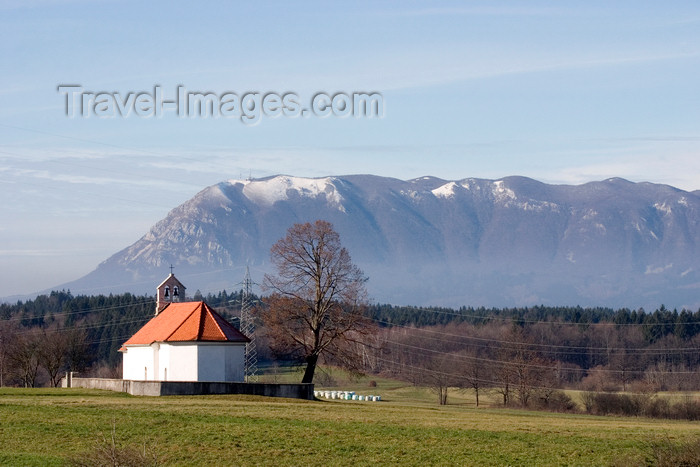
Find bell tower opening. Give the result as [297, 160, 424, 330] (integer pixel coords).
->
[155, 266, 187, 315]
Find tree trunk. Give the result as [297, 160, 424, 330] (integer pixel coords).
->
[302, 354, 318, 384]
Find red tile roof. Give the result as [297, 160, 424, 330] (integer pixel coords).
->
[121, 301, 249, 348]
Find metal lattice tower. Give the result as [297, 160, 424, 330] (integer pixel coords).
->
[239, 266, 258, 382]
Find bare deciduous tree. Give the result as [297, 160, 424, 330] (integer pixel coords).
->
[64, 328, 91, 374]
[11, 329, 42, 388]
[261, 220, 370, 384]
[424, 353, 459, 405]
[38, 327, 69, 387]
[461, 349, 489, 407]
[493, 361, 512, 406]
[0, 321, 18, 386]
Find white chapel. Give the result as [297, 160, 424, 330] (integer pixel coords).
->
[120, 272, 249, 382]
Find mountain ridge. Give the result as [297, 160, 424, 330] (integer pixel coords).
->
[30, 174, 700, 310]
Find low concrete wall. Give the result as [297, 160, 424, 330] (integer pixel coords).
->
[158, 381, 314, 399]
[126, 381, 162, 397]
[64, 377, 314, 400]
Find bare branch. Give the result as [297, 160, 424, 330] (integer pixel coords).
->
[259, 220, 372, 383]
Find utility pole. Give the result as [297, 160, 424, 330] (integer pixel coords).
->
[239, 266, 258, 382]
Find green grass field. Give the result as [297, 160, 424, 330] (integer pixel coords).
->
[1, 377, 699, 466]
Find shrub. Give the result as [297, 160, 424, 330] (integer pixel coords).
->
[534, 390, 577, 413]
[586, 392, 699, 420]
[647, 438, 700, 467]
[590, 392, 620, 415]
[580, 391, 596, 414]
[643, 397, 670, 419]
[314, 368, 338, 387]
[670, 396, 700, 421]
[580, 366, 619, 392]
[591, 392, 644, 416]
[70, 422, 161, 467]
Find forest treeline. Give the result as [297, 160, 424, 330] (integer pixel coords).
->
[1, 291, 699, 396]
[368, 303, 700, 342]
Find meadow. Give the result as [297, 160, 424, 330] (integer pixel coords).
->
[1, 376, 699, 466]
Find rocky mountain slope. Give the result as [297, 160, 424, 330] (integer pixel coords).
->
[61, 175, 700, 309]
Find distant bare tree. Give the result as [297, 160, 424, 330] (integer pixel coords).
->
[493, 361, 512, 406]
[532, 359, 560, 407]
[64, 328, 91, 374]
[378, 327, 425, 384]
[609, 327, 646, 391]
[0, 321, 18, 386]
[11, 329, 42, 387]
[260, 220, 370, 384]
[499, 326, 548, 407]
[461, 349, 489, 407]
[424, 353, 458, 405]
[38, 327, 70, 387]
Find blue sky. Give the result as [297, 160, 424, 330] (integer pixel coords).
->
[1, 1, 699, 297]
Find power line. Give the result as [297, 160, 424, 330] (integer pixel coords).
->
[13, 316, 152, 336]
[371, 318, 700, 354]
[371, 306, 700, 327]
[378, 340, 699, 375]
[370, 355, 581, 392]
[0, 299, 156, 322]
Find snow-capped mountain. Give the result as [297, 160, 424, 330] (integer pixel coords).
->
[61, 174, 700, 309]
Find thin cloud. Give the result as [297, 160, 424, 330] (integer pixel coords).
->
[393, 6, 572, 17]
[0, 249, 78, 257]
[545, 155, 700, 192]
[373, 49, 700, 92]
[4, 167, 193, 192]
[0, 0, 112, 11]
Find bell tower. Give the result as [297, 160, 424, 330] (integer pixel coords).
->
[156, 265, 186, 315]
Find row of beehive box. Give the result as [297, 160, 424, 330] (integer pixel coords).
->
[315, 390, 381, 401]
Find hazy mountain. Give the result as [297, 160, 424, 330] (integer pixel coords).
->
[56, 175, 700, 309]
